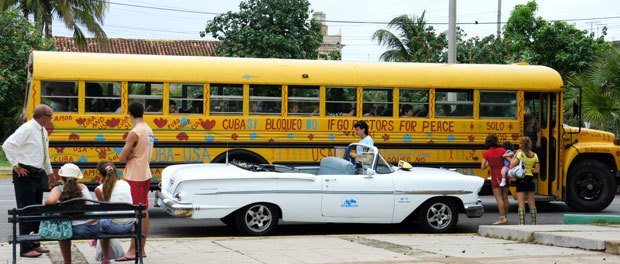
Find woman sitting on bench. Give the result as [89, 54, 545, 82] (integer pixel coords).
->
[95, 161, 135, 263]
[44, 163, 99, 264]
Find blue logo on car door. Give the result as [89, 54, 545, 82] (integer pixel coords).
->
[341, 198, 359, 207]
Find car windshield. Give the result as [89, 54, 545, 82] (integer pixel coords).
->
[375, 154, 394, 174]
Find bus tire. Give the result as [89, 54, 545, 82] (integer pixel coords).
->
[566, 159, 617, 212]
[212, 149, 267, 165]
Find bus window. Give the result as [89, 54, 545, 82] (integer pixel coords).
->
[435, 90, 473, 118]
[41, 81, 78, 112]
[480, 91, 517, 119]
[399, 89, 428, 118]
[85, 82, 121, 113]
[363, 88, 393, 117]
[326, 87, 356, 116]
[128, 82, 163, 114]
[170, 83, 203, 114]
[288, 85, 319, 116]
[210, 84, 242, 115]
[250, 85, 282, 115]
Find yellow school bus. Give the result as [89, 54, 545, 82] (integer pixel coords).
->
[23, 51, 619, 212]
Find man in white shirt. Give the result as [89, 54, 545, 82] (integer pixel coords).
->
[2, 104, 56, 258]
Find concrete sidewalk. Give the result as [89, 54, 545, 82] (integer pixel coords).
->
[2, 225, 619, 264]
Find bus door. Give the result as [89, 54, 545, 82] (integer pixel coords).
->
[524, 92, 559, 197]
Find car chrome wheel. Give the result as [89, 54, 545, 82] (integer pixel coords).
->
[426, 202, 453, 230]
[244, 204, 273, 233]
[417, 199, 458, 233]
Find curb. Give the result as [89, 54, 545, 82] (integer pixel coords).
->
[564, 214, 620, 225]
[0, 166, 11, 179]
[478, 225, 620, 254]
[606, 240, 620, 255]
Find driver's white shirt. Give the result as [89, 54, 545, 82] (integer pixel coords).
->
[356, 135, 374, 154]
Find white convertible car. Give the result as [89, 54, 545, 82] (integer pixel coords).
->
[155, 144, 484, 235]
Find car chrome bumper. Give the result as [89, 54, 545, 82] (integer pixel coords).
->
[154, 191, 194, 218]
[465, 199, 484, 218]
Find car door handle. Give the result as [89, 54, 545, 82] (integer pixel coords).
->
[325, 178, 336, 182]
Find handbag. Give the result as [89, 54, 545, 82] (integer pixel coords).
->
[96, 238, 125, 261]
[38, 185, 73, 240]
[508, 151, 526, 179]
[39, 219, 73, 240]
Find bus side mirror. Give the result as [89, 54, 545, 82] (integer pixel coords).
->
[572, 101, 578, 118]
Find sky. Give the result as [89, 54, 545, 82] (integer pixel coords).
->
[50, 0, 620, 62]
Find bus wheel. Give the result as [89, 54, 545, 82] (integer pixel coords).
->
[212, 149, 267, 165]
[566, 159, 617, 212]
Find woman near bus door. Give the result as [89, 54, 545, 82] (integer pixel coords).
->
[44, 163, 100, 264]
[511, 136, 540, 225]
[94, 161, 135, 264]
[480, 134, 509, 225]
[524, 107, 542, 150]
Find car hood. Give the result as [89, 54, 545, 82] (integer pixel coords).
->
[393, 167, 484, 193]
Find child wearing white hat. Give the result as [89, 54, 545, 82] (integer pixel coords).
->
[44, 163, 100, 263]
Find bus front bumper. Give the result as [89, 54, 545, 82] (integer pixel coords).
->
[465, 199, 484, 218]
[154, 191, 194, 218]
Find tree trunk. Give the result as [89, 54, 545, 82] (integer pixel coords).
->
[43, 12, 53, 38]
[19, 0, 29, 18]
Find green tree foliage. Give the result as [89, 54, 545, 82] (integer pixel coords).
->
[318, 50, 341, 60]
[503, 0, 609, 79]
[457, 34, 510, 64]
[565, 48, 620, 135]
[0, 0, 109, 50]
[201, 0, 322, 59]
[0, 8, 54, 138]
[372, 12, 447, 62]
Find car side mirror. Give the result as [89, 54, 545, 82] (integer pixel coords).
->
[365, 168, 376, 177]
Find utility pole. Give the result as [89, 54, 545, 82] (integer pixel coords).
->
[586, 21, 600, 36]
[448, 0, 456, 63]
[497, 0, 501, 38]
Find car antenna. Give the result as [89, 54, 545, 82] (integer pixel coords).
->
[225, 143, 229, 165]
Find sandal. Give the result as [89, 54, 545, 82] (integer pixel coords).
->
[20, 250, 42, 258]
[492, 217, 507, 225]
[34, 246, 49, 253]
[115, 256, 135, 262]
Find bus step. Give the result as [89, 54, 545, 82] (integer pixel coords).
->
[534, 195, 555, 202]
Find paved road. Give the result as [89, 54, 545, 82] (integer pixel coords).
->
[1, 178, 619, 241]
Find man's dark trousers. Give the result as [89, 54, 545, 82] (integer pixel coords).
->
[12, 169, 45, 254]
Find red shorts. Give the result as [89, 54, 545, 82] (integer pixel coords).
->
[126, 179, 151, 209]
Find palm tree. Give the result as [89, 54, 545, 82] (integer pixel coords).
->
[0, 0, 109, 50]
[372, 12, 447, 63]
[565, 48, 620, 135]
